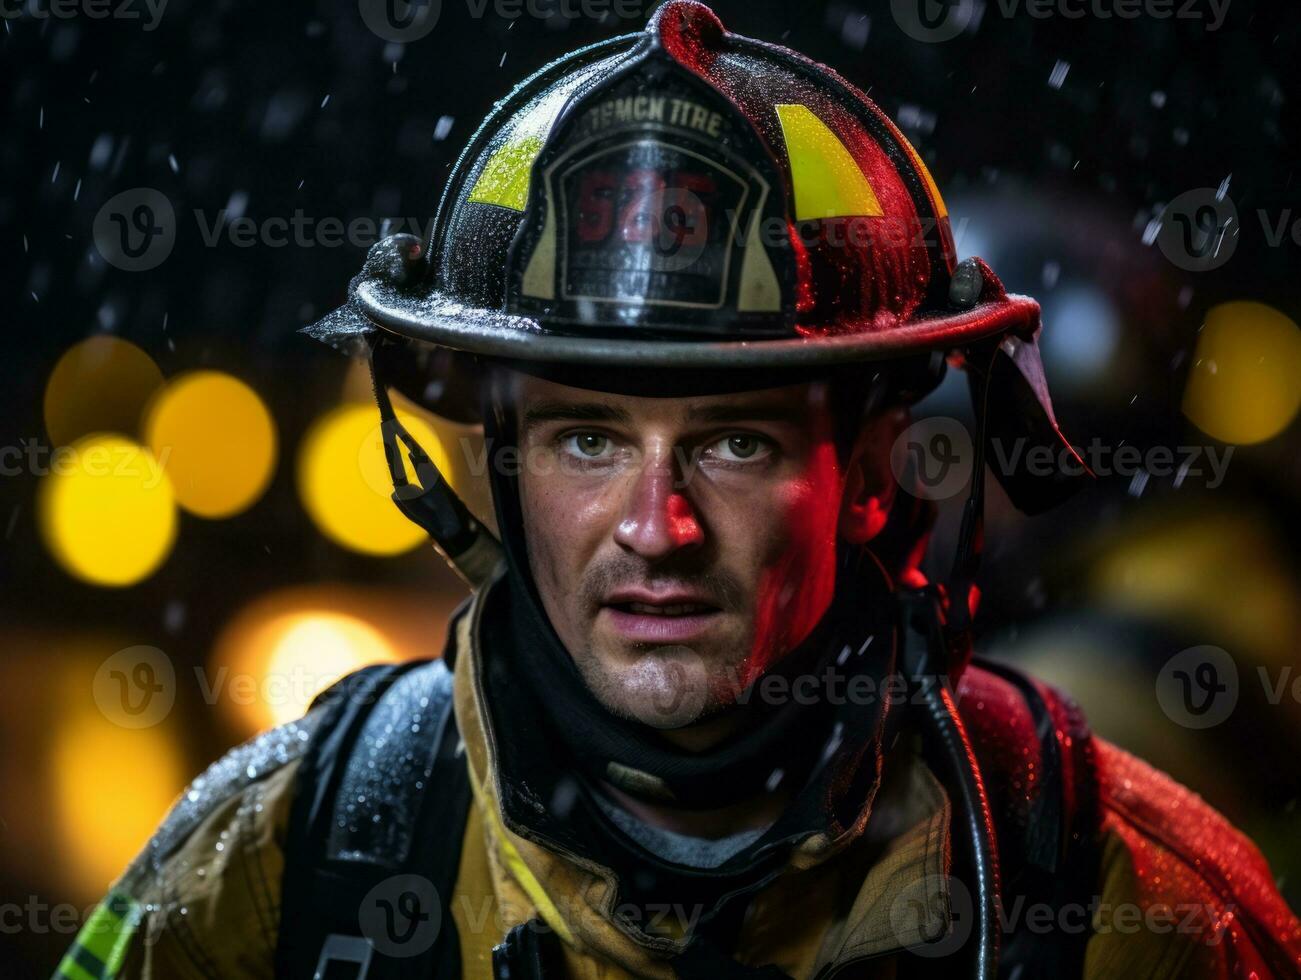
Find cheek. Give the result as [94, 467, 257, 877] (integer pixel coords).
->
[519, 472, 615, 593]
[747, 447, 842, 667]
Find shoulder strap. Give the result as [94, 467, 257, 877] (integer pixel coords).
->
[275, 657, 472, 980]
[958, 659, 1101, 979]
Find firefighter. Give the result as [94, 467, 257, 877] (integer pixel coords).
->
[57, 4, 1301, 978]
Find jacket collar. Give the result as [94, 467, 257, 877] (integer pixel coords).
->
[451, 568, 955, 975]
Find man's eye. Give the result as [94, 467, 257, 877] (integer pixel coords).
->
[711, 434, 768, 462]
[563, 433, 611, 458]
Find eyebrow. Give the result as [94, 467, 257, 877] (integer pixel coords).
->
[520, 401, 633, 431]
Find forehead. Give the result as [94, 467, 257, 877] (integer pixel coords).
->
[508, 371, 832, 428]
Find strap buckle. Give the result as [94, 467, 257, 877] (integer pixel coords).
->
[313, 934, 374, 980]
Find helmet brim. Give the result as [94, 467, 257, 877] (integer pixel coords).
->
[351, 278, 1040, 370]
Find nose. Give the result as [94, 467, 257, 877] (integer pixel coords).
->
[613, 451, 704, 560]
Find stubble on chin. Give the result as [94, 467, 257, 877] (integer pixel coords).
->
[571, 627, 756, 729]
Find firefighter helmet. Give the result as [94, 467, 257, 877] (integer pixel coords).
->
[314, 0, 1039, 372]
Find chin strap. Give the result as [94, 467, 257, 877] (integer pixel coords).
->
[368, 339, 503, 587]
[944, 338, 998, 650]
[892, 337, 1003, 980]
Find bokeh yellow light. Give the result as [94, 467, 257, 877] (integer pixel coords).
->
[1089, 509, 1297, 666]
[1183, 301, 1301, 445]
[38, 434, 177, 586]
[51, 711, 187, 895]
[297, 402, 453, 556]
[44, 336, 164, 448]
[145, 371, 278, 518]
[215, 610, 399, 733]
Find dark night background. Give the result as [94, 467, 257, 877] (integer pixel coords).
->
[2, 0, 1300, 974]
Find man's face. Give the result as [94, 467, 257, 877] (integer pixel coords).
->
[513, 373, 855, 729]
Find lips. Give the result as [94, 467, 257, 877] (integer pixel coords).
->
[599, 589, 723, 644]
[621, 601, 716, 616]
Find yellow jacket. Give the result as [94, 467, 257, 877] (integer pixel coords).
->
[56, 580, 1301, 979]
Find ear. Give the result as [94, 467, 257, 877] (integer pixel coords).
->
[838, 407, 908, 545]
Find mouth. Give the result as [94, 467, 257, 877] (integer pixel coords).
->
[599, 591, 724, 644]
[611, 600, 718, 617]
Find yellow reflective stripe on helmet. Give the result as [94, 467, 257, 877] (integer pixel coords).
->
[468, 81, 580, 211]
[54, 891, 142, 980]
[899, 132, 949, 219]
[775, 103, 883, 220]
[468, 134, 547, 211]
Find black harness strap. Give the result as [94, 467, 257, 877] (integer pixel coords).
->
[275, 658, 471, 980]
